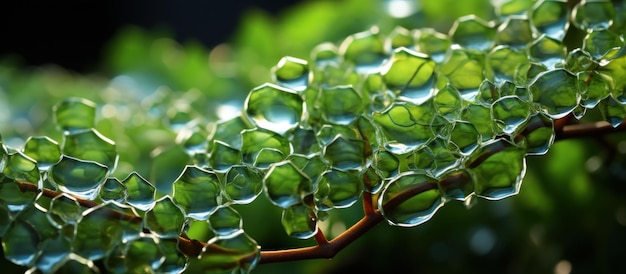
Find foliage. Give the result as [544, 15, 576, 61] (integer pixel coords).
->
[1, 0, 626, 273]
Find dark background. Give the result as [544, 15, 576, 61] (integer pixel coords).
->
[0, 0, 303, 73]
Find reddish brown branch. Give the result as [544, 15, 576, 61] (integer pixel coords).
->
[556, 120, 626, 139]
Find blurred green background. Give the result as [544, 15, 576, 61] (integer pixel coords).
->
[1, 0, 625, 273]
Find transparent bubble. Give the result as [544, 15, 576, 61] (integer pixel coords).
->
[272, 56, 309, 92]
[563, 48, 597, 73]
[281, 203, 317, 239]
[62, 128, 118, 172]
[528, 34, 566, 69]
[530, 0, 570, 41]
[122, 172, 156, 211]
[468, 139, 526, 200]
[476, 79, 499, 106]
[318, 85, 365, 125]
[210, 115, 251, 149]
[322, 136, 366, 171]
[372, 149, 400, 179]
[48, 193, 83, 228]
[572, 0, 615, 31]
[198, 231, 260, 274]
[487, 45, 529, 84]
[582, 28, 624, 60]
[372, 102, 435, 154]
[385, 26, 414, 52]
[491, 95, 532, 135]
[208, 140, 241, 171]
[439, 169, 474, 202]
[241, 128, 292, 168]
[578, 70, 611, 108]
[48, 155, 108, 200]
[339, 26, 388, 74]
[74, 203, 124, 260]
[99, 177, 127, 203]
[449, 121, 480, 155]
[514, 61, 548, 86]
[289, 127, 321, 156]
[288, 154, 328, 184]
[209, 205, 242, 236]
[158, 238, 189, 274]
[529, 68, 581, 119]
[449, 15, 496, 52]
[124, 235, 164, 272]
[428, 138, 461, 177]
[434, 90, 461, 124]
[461, 104, 495, 141]
[316, 169, 362, 209]
[244, 83, 303, 135]
[53, 98, 96, 134]
[311, 42, 339, 69]
[599, 95, 626, 127]
[379, 172, 444, 227]
[496, 15, 534, 48]
[34, 234, 72, 273]
[144, 196, 185, 238]
[440, 45, 486, 100]
[316, 124, 362, 146]
[514, 112, 555, 155]
[0, 181, 36, 215]
[414, 28, 451, 63]
[382, 47, 437, 104]
[172, 165, 221, 220]
[3, 151, 40, 184]
[223, 165, 263, 204]
[264, 161, 312, 209]
[2, 220, 40, 266]
[176, 127, 208, 156]
[23, 136, 61, 172]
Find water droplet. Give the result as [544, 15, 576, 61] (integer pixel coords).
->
[62, 128, 118, 172]
[572, 0, 616, 31]
[433, 85, 462, 119]
[74, 203, 124, 260]
[198, 231, 260, 274]
[339, 26, 388, 74]
[47, 193, 83, 228]
[514, 112, 555, 155]
[372, 102, 435, 154]
[318, 86, 365, 125]
[99, 177, 127, 203]
[48, 155, 108, 200]
[487, 45, 529, 84]
[288, 154, 328, 184]
[263, 161, 312, 209]
[382, 47, 437, 105]
[209, 206, 242, 236]
[461, 104, 495, 141]
[210, 115, 251, 149]
[53, 98, 96, 134]
[563, 48, 597, 73]
[3, 151, 40, 184]
[497, 15, 534, 48]
[449, 121, 480, 155]
[241, 128, 292, 168]
[439, 169, 474, 201]
[2, 220, 40, 266]
[144, 196, 185, 238]
[281, 204, 317, 239]
[440, 45, 486, 100]
[158, 238, 189, 273]
[583, 28, 624, 60]
[289, 127, 320, 156]
[384, 26, 414, 51]
[529, 68, 581, 119]
[122, 172, 156, 211]
[414, 28, 451, 63]
[468, 139, 526, 200]
[379, 172, 444, 227]
[316, 169, 362, 209]
[176, 127, 208, 156]
[34, 234, 72, 273]
[322, 135, 366, 171]
[530, 0, 570, 41]
[272, 56, 309, 92]
[372, 149, 400, 179]
[578, 70, 611, 108]
[311, 42, 339, 69]
[599, 95, 626, 127]
[492, 95, 532, 135]
[208, 140, 241, 171]
[529, 34, 566, 69]
[124, 235, 165, 272]
[449, 15, 496, 51]
[22, 136, 61, 172]
[172, 165, 221, 220]
[223, 165, 263, 204]
[428, 138, 461, 177]
[244, 83, 303, 135]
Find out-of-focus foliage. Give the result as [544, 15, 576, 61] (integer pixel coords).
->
[1, 0, 626, 273]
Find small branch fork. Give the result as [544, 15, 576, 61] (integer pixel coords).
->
[11, 116, 626, 265]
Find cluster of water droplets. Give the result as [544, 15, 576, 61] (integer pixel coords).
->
[1, 0, 625, 273]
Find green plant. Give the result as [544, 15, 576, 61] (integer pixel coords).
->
[1, 0, 626, 273]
